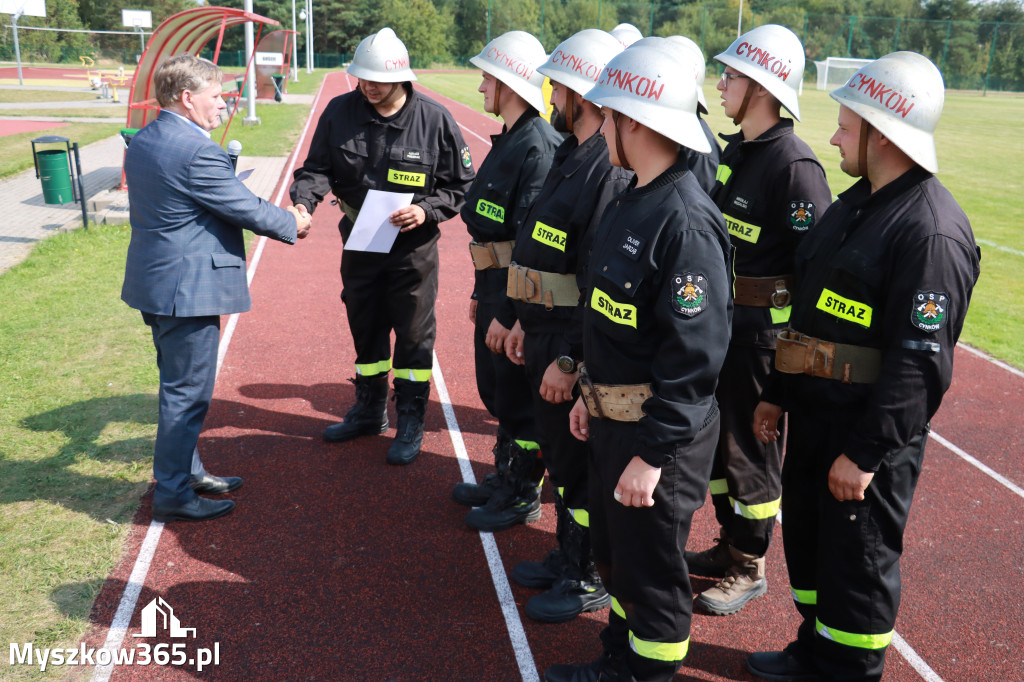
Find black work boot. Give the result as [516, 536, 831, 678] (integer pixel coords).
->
[323, 374, 389, 442]
[684, 529, 734, 577]
[452, 430, 511, 507]
[464, 441, 542, 532]
[511, 494, 571, 588]
[386, 378, 429, 465]
[544, 649, 628, 682]
[525, 513, 610, 622]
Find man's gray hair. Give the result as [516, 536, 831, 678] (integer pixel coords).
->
[154, 54, 223, 108]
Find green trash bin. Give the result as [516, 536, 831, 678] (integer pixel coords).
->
[37, 149, 74, 205]
[235, 77, 248, 97]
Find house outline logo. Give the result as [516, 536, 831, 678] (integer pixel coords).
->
[132, 597, 197, 638]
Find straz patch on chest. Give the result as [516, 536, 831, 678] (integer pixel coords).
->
[816, 288, 873, 328]
[618, 230, 644, 261]
[387, 168, 426, 187]
[911, 291, 949, 333]
[789, 201, 815, 232]
[723, 213, 761, 244]
[476, 199, 505, 223]
[672, 273, 708, 317]
[591, 287, 637, 328]
[532, 221, 567, 251]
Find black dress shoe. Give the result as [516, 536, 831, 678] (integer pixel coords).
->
[189, 473, 243, 495]
[747, 650, 820, 681]
[153, 497, 235, 523]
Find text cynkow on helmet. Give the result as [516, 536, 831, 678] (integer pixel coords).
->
[598, 67, 665, 100]
[550, 49, 602, 82]
[486, 46, 535, 80]
[734, 42, 792, 81]
[385, 57, 409, 71]
[846, 73, 916, 118]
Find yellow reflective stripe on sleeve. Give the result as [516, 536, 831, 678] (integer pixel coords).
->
[770, 305, 792, 324]
[629, 632, 690, 662]
[723, 213, 762, 244]
[591, 287, 638, 329]
[716, 163, 732, 185]
[514, 439, 541, 451]
[790, 587, 817, 605]
[611, 597, 626, 620]
[475, 198, 505, 223]
[730, 495, 781, 520]
[708, 479, 729, 495]
[392, 367, 432, 382]
[815, 288, 873, 328]
[356, 359, 392, 377]
[816, 619, 893, 650]
[387, 168, 426, 187]
[531, 221, 567, 252]
[570, 507, 590, 528]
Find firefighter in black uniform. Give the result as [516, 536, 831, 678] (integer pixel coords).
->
[289, 28, 474, 465]
[685, 24, 832, 616]
[454, 31, 562, 533]
[746, 52, 980, 682]
[497, 29, 631, 623]
[545, 43, 732, 682]
[667, 35, 721, 195]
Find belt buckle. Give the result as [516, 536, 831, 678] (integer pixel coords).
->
[770, 281, 791, 309]
[578, 366, 605, 420]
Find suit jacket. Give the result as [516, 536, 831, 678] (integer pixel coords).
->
[122, 111, 297, 317]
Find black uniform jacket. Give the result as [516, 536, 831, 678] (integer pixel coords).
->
[713, 119, 831, 347]
[505, 132, 632, 349]
[290, 84, 475, 253]
[583, 159, 733, 466]
[462, 110, 562, 303]
[762, 167, 981, 472]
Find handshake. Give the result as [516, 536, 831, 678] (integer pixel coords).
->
[287, 203, 313, 239]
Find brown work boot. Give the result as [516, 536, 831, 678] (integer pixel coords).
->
[684, 531, 734, 577]
[695, 547, 767, 616]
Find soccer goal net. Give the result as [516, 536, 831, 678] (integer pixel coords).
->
[814, 57, 874, 90]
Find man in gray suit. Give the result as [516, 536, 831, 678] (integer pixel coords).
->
[122, 55, 310, 523]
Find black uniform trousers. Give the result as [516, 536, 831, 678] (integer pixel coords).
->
[782, 407, 925, 682]
[473, 295, 538, 446]
[523, 330, 588, 513]
[711, 343, 783, 555]
[588, 412, 718, 681]
[340, 233, 438, 378]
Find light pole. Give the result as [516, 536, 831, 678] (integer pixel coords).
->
[243, 0, 260, 125]
[305, 0, 313, 74]
[291, 0, 299, 81]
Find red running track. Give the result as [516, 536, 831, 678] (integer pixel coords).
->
[82, 71, 1024, 681]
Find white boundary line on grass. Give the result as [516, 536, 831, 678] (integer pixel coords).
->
[91, 79, 331, 682]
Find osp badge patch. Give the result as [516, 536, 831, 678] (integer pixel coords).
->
[460, 146, 473, 169]
[912, 291, 949, 333]
[672, 273, 708, 317]
[789, 201, 815, 232]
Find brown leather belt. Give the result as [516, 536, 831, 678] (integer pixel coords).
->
[469, 240, 514, 270]
[775, 328, 882, 384]
[734, 274, 795, 308]
[578, 366, 652, 422]
[506, 263, 580, 310]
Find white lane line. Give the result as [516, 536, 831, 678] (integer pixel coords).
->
[893, 632, 945, 682]
[958, 342, 1024, 380]
[976, 238, 1024, 259]
[432, 352, 539, 682]
[93, 77, 331, 682]
[930, 430, 1024, 500]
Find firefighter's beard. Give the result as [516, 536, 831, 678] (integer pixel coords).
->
[551, 103, 569, 133]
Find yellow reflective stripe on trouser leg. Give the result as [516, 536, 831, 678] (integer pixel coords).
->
[770, 305, 792, 324]
[729, 495, 782, 520]
[570, 507, 590, 527]
[610, 597, 626, 620]
[629, 632, 690, 663]
[355, 359, 391, 377]
[790, 587, 817, 605]
[816, 619, 893, 650]
[514, 439, 540, 451]
[392, 367, 432, 382]
[708, 478, 728, 495]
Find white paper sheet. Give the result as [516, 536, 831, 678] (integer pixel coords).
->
[345, 189, 412, 253]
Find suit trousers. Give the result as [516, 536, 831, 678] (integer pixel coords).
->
[142, 312, 221, 507]
[782, 408, 926, 681]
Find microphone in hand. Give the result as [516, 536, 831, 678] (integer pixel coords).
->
[227, 140, 242, 170]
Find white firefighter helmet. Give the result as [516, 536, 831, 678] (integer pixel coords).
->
[714, 24, 804, 120]
[830, 51, 944, 173]
[470, 31, 549, 113]
[346, 27, 417, 83]
[667, 35, 709, 114]
[610, 23, 643, 49]
[538, 29, 623, 96]
[583, 44, 711, 153]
